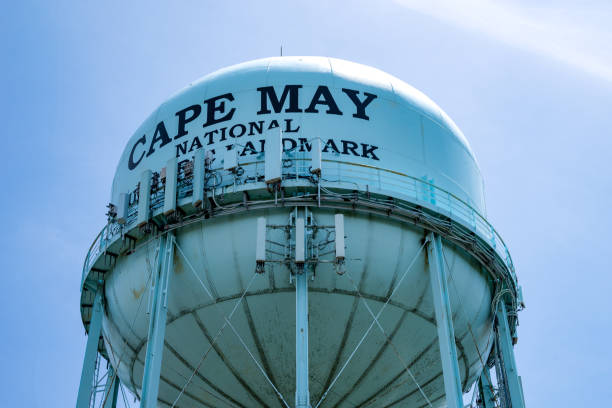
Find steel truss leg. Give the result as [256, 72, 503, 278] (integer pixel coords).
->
[426, 232, 463, 408]
[76, 287, 104, 408]
[295, 213, 311, 408]
[496, 301, 526, 408]
[103, 366, 120, 408]
[478, 368, 495, 408]
[295, 269, 311, 408]
[140, 233, 175, 408]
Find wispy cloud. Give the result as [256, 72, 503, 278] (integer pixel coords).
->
[394, 0, 612, 83]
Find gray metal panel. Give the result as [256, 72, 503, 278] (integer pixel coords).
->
[137, 170, 151, 227]
[265, 130, 282, 184]
[163, 158, 177, 215]
[117, 193, 128, 224]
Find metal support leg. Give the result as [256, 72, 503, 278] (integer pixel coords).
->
[295, 269, 311, 408]
[496, 301, 525, 408]
[103, 366, 120, 408]
[140, 233, 175, 408]
[478, 368, 495, 408]
[295, 210, 311, 408]
[76, 287, 104, 408]
[426, 232, 463, 408]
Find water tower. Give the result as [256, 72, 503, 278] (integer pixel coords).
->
[76, 57, 525, 408]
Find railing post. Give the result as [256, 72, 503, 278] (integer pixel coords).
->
[496, 301, 526, 408]
[76, 286, 104, 408]
[140, 232, 175, 408]
[426, 232, 463, 408]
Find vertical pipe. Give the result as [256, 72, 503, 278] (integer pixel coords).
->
[295, 269, 311, 408]
[295, 212, 311, 408]
[427, 232, 463, 408]
[496, 301, 526, 408]
[140, 233, 174, 408]
[76, 287, 104, 408]
[103, 366, 120, 408]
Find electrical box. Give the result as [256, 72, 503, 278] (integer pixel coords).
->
[163, 158, 178, 215]
[224, 147, 238, 171]
[335, 214, 345, 260]
[295, 217, 305, 263]
[265, 130, 282, 184]
[256, 217, 267, 263]
[116, 193, 128, 224]
[311, 138, 322, 176]
[137, 170, 152, 227]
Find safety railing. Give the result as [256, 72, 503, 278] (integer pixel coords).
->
[82, 158, 516, 287]
[316, 160, 515, 275]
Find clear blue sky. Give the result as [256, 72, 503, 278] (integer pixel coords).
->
[1, 1, 611, 406]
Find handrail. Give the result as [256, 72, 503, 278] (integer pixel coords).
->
[81, 158, 516, 288]
[81, 226, 105, 287]
[329, 160, 516, 278]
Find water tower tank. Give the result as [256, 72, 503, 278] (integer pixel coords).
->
[79, 57, 522, 408]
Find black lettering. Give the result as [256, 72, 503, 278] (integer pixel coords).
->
[219, 127, 228, 142]
[248, 121, 264, 136]
[175, 104, 202, 139]
[146, 121, 172, 157]
[341, 140, 360, 156]
[268, 120, 280, 130]
[176, 140, 188, 157]
[361, 143, 379, 160]
[341, 89, 377, 120]
[128, 135, 147, 170]
[305, 86, 342, 115]
[204, 129, 218, 145]
[323, 139, 340, 154]
[259, 139, 265, 153]
[240, 141, 258, 156]
[202, 93, 236, 127]
[257, 85, 303, 114]
[283, 138, 297, 152]
[189, 136, 203, 152]
[298, 138, 312, 152]
[284, 119, 300, 133]
[229, 123, 246, 138]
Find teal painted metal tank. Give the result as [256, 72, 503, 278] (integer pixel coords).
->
[80, 57, 519, 407]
